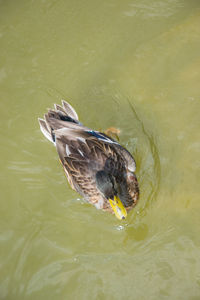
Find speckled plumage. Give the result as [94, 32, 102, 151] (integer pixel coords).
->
[39, 100, 139, 215]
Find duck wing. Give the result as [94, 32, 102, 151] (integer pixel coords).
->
[54, 128, 127, 207]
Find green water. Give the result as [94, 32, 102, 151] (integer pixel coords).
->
[1, 0, 200, 299]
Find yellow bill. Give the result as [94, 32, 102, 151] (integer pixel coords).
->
[109, 196, 127, 220]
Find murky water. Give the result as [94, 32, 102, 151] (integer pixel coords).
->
[1, 0, 200, 299]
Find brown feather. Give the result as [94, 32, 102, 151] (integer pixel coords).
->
[38, 100, 139, 213]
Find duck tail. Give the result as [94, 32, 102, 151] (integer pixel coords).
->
[38, 100, 79, 144]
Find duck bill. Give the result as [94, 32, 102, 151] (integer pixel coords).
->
[109, 196, 127, 220]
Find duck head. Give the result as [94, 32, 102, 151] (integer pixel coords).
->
[96, 170, 127, 220]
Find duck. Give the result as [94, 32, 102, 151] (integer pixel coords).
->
[38, 100, 139, 220]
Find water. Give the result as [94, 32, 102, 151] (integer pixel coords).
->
[1, 0, 200, 299]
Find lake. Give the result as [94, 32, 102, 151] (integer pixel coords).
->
[0, 0, 200, 299]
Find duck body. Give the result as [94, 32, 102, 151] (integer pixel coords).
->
[39, 100, 139, 219]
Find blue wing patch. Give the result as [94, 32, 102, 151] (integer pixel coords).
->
[86, 130, 118, 144]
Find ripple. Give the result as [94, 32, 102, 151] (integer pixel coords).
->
[126, 98, 161, 215]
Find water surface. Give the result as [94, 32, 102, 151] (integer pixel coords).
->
[0, 0, 200, 299]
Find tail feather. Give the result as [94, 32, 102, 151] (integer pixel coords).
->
[61, 100, 79, 121]
[54, 104, 66, 114]
[38, 118, 54, 143]
[38, 100, 79, 144]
